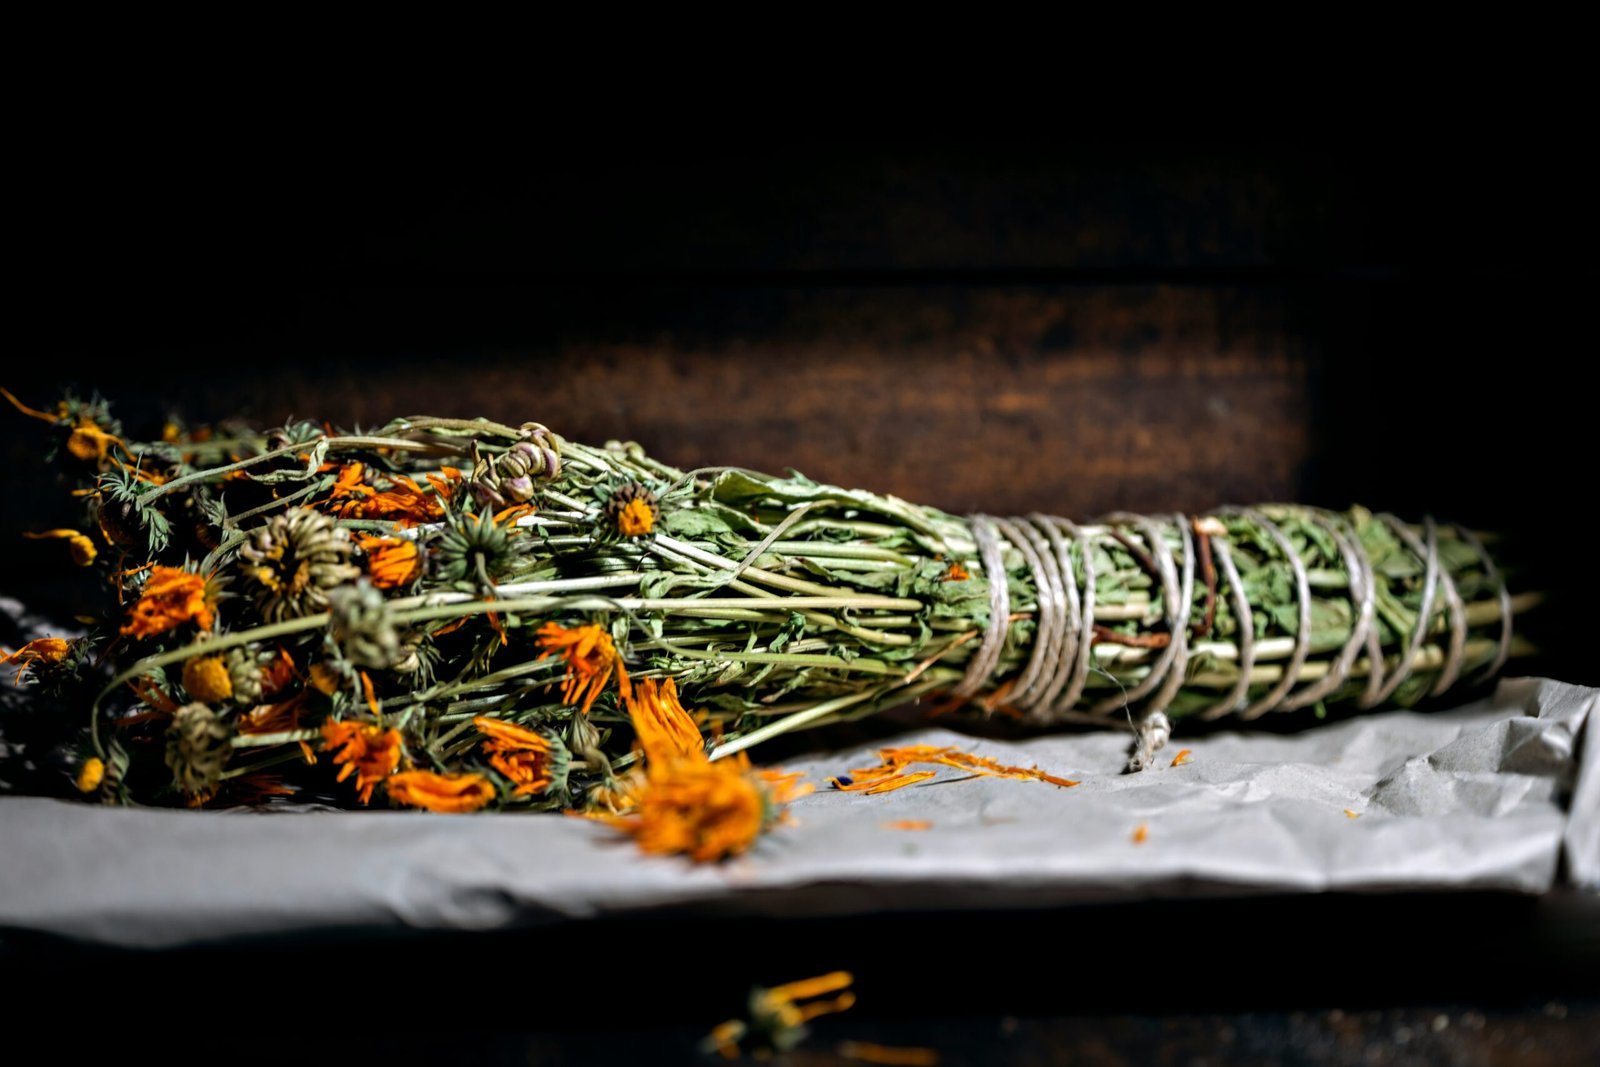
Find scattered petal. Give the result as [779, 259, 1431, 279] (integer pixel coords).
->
[837, 1041, 941, 1065]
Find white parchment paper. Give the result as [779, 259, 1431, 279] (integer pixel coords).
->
[0, 676, 1593, 949]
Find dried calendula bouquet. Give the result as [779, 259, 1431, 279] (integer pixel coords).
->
[0, 390, 1535, 860]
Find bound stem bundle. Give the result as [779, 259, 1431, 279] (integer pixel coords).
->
[1, 393, 1533, 832]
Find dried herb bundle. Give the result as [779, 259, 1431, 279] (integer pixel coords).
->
[1, 392, 1535, 848]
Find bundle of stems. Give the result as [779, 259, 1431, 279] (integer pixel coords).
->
[0, 392, 1534, 838]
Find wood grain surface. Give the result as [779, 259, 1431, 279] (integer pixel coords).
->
[5, 137, 1589, 676]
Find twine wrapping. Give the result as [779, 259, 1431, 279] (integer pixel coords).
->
[960, 506, 1513, 724]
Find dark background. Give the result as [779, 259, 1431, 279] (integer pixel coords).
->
[6, 133, 1592, 678]
[6, 133, 1596, 1061]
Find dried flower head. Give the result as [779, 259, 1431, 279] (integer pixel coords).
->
[386, 770, 495, 813]
[122, 566, 217, 639]
[320, 720, 403, 803]
[626, 677, 704, 764]
[325, 462, 447, 525]
[469, 424, 559, 508]
[433, 509, 518, 586]
[356, 534, 422, 589]
[225, 647, 265, 705]
[1, 637, 72, 683]
[536, 622, 631, 715]
[475, 716, 567, 797]
[613, 751, 767, 862]
[329, 580, 402, 669]
[240, 507, 360, 622]
[181, 654, 234, 704]
[603, 482, 660, 538]
[165, 703, 232, 796]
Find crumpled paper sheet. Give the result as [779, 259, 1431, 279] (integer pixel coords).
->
[0, 677, 1594, 950]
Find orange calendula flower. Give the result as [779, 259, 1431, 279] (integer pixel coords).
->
[320, 720, 403, 804]
[121, 566, 216, 639]
[625, 677, 705, 764]
[536, 622, 630, 715]
[386, 770, 495, 813]
[599, 678, 808, 862]
[23, 528, 98, 566]
[475, 716, 559, 796]
[616, 497, 656, 537]
[618, 751, 769, 862]
[355, 534, 422, 589]
[324, 462, 446, 525]
[1, 637, 71, 683]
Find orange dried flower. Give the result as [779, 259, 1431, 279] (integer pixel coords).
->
[601, 677, 807, 862]
[625, 677, 705, 764]
[356, 534, 422, 589]
[324, 462, 446, 525]
[475, 716, 558, 796]
[320, 720, 403, 804]
[386, 770, 495, 813]
[23, 528, 98, 566]
[121, 566, 216, 639]
[1, 636, 71, 683]
[536, 622, 630, 715]
[941, 560, 972, 582]
[617, 751, 768, 862]
[616, 497, 656, 537]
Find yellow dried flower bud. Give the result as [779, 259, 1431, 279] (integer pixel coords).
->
[182, 655, 235, 703]
[76, 757, 105, 793]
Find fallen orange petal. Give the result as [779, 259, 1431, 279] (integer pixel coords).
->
[837, 1041, 941, 1066]
[1132, 822, 1150, 845]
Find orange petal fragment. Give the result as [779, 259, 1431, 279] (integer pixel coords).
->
[837, 1041, 941, 1066]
